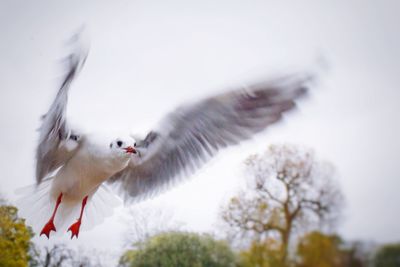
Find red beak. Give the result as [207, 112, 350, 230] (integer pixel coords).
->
[124, 146, 136, 154]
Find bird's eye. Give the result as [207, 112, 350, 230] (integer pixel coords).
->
[70, 134, 79, 141]
[134, 142, 136, 147]
[117, 140, 123, 147]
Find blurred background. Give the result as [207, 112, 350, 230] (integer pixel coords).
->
[0, 0, 399, 266]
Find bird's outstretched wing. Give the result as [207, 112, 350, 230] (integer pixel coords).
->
[109, 74, 312, 202]
[35, 46, 88, 184]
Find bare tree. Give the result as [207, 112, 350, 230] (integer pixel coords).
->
[122, 204, 184, 249]
[220, 144, 344, 265]
[30, 244, 105, 267]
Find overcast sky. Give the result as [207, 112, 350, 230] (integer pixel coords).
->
[1, 0, 399, 263]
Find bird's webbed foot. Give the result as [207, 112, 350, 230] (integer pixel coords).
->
[67, 195, 88, 239]
[40, 193, 63, 239]
[40, 220, 56, 239]
[68, 220, 82, 239]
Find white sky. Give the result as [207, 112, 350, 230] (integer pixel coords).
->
[1, 0, 399, 264]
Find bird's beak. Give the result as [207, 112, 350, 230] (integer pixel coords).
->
[124, 146, 136, 154]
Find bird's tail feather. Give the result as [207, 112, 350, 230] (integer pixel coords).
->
[16, 178, 54, 234]
[81, 185, 121, 231]
[15, 179, 121, 237]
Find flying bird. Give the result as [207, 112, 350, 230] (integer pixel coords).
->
[17, 40, 312, 239]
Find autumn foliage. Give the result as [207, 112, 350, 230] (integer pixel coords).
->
[0, 201, 33, 267]
[221, 144, 343, 266]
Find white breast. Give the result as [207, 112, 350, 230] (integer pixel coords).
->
[50, 138, 130, 202]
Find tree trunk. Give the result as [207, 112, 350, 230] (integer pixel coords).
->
[281, 200, 292, 266]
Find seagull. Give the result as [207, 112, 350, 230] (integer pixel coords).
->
[17, 41, 312, 239]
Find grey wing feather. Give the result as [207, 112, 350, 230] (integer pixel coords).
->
[109, 74, 312, 202]
[35, 48, 88, 184]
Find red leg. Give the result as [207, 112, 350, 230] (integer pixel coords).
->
[68, 196, 88, 239]
[40, 193, 63, 239]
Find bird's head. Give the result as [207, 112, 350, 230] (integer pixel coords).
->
[109, 136, 137, 158]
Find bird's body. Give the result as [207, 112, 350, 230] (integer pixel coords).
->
[49, 135, 130, 203]
[16, 35, 313, 239]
